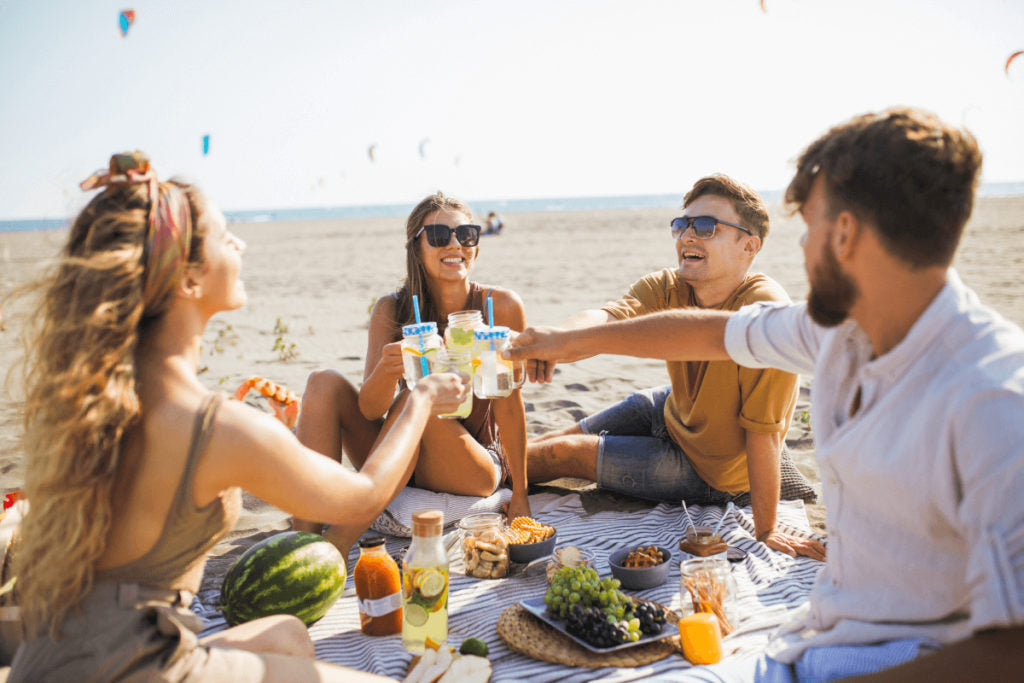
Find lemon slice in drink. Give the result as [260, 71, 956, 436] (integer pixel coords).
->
[419, 569, 446, 599]
[405, 603, 428, 627]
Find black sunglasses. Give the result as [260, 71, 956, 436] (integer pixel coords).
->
[670, 215, 753, 239]
[412, 223, 482, 248]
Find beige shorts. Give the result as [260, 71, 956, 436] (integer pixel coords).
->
[10, 582, 266, 682]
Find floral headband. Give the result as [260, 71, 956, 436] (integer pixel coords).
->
[80, 152, 193, 314]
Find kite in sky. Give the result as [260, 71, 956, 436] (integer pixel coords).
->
[202, 134, 210, 155]
[368, 144, 377, 163]
[1007, 50, 1024, 78]
[418, 138, 431, 159]
[118, 10, 135, 37]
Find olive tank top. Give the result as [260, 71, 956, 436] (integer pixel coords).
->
[96, 393, 242, 594]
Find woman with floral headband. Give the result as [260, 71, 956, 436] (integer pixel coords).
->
[8, 153, 466, 681]
[293, 191, 531, 539]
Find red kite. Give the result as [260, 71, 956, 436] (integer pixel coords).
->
[1006, 50, 1024, 78]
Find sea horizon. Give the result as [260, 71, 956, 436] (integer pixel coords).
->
[4, 181, 1024, 234]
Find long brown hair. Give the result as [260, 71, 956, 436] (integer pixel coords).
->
[392, 191, 475, 338]
[11, 154, 207, 637]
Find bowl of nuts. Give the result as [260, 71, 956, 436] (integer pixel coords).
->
[503, 516, 557, 564]
[608, 544, 672, 590]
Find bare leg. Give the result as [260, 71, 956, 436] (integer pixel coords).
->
[199, 615, 391, 681]
[413, 416, 501, 497]
[527, 424, 600, 483]
[321, 390, 498, 552]
[293, 370, 382, 533]
[323, 391, 421, 553]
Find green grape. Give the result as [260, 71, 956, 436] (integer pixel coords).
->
[629, 618, 640, 632]
[571, 580, 581, 591]
[630, 632, 640, 642]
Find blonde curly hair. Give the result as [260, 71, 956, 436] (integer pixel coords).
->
[11, 155, 207, 637]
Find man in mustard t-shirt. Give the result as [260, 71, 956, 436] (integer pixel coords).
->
[528, 174, 824, 559]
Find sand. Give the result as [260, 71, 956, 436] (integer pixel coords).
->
[2, 197, 1024, 536]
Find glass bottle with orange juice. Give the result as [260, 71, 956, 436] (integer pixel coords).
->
[354, 537, 403, 636]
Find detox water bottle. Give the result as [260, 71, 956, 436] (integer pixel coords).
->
[401, 510, 449, 652]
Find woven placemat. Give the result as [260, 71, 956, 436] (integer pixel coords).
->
[497, 602, 681, 668]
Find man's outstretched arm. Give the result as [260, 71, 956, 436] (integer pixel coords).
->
[525, 308, 615, 383]
[506, 309, 733, 366]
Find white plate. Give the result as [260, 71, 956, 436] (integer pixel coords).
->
[518, 597, 679, 654]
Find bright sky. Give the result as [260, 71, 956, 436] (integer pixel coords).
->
[1, 0, 1022, 219]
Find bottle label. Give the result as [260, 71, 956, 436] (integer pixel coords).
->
[358, 591, 402, 617]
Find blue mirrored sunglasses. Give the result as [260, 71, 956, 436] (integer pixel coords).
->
[670, 215, 752, 239]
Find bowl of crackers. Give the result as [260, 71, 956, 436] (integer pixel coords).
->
[608, 544, 672, 590]
[503, 516, 556, 564]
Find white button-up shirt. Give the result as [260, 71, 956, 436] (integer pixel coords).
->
[724, 269, 1024, 663]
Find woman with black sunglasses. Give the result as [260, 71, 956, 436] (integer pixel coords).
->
[294, 192, 532, 534]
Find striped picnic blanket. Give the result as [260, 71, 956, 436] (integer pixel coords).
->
[193, 494, 824, 681]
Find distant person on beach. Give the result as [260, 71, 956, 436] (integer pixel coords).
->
[484, 210, 503, 235]
[525, 174, 824, 561]
[294, 191, 531, 527]
[507, 108, 1024, 679]
[7, 152, 465, 681]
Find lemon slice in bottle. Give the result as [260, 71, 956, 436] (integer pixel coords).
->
[404, 603, 428, 627]
[418, 569, 446, 599]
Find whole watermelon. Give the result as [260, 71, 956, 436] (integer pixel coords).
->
[219, 531, 346, 626]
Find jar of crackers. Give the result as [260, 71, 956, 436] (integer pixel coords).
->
[457, 513, 510, 579]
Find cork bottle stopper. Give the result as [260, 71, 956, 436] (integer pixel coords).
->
[412, 509, 444, 537]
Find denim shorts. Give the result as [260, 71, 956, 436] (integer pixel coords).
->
[580, 385, 735, 505]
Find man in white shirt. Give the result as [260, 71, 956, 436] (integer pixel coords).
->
[506, 107, 1024, 680]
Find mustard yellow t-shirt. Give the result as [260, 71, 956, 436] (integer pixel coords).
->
[601, 269, 798, 493]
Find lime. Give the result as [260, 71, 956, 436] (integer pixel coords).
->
[404, 603, 428, 627]
[459, 637, 489, 657]
[419, 569, 447, 599]
[450, 328, 474, 346]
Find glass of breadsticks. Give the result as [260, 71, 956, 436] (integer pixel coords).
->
[680, 558, 738, 635]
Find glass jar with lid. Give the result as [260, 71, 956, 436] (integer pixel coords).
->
[457, 512, 509, 579]
[680, 557, 739, 635]
[471, 326, 525, 398]
[401, 322, 441, 389]
[444, 310, 485, 355]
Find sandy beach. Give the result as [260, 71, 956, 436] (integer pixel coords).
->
[3, 197, 1024, 535]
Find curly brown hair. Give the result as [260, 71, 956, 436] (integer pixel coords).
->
[683, 173, 770, 242]
[785, 107, 982, 268]
[11, 162, 207, 638]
